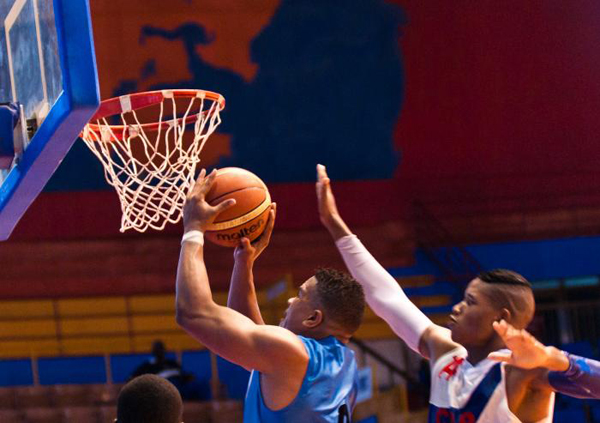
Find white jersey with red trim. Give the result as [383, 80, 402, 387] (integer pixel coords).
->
[429, 347, 554, 423]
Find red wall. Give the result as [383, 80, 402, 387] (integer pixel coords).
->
[393, 0, 600, 206]
[8, 1, 600, 241]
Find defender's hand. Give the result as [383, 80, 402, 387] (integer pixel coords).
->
[316, 164, 352, 240]
[316, 164, 341, 227]
[488, 320, 565, 370]
[234, 203, 276, 264]
[183, 169, 236, 232]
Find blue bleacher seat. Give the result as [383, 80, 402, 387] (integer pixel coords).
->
[554, 407, 586, 422]
[591, 402, 600, 423]
[217, 357, 250, 400]
[0, 359, 33, 386]
[39, 356, 106, 384]
[181, 350, 212, 400]
[109, 352, 181, 383]
[561, 341, 595, 359]
[181, 350, 212, 383]
[110, 353, 152, 383]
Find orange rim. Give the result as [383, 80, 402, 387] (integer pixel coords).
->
[83, 89, 225, 142]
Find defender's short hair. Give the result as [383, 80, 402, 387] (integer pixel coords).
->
[478, 269, 532, 288]
[314, 267, 365, 334]
[117, 374, 182, 423]
[477, 269, 534, 328]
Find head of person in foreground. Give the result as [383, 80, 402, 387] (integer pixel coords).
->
[448, 269, 535, 349]
[116, 374, 183, 423]
[280, 267, 366, 342]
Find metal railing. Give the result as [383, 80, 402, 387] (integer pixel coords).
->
[535, 298, 600, 349]
[350, 337, 423, 388]
[413, 201, 484, 285]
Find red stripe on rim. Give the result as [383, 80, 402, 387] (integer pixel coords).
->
[82, 89, 225, 142]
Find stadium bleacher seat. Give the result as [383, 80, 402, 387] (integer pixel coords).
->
[88, 384, 122, 406]
[23, 407, 62, 423]
[13, 386, 53, 409]
[51, 384, 92, 407]
[0, 409, 23, 422]
[182, 401, 211, 423]
[61, 406, 99, 422]
[0, 387, 15, 409]
[98, 405, 117, 423]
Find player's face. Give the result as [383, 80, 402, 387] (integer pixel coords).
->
[448, 279, 501, 347]
[280, 277, 319, 334]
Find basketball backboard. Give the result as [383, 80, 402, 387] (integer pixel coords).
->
[0, 0, 99, 240]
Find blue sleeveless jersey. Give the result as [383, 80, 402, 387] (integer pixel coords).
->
[243, 335, 359, 423]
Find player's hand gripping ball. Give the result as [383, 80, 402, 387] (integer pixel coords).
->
[204, 167, 271, 247]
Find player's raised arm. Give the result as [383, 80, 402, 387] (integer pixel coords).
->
[227, 203, 276, 325]
[316, 164, 457, 360]
[176, 170, 308, 374]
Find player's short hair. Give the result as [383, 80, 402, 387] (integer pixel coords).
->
[478, 269, 532, 287]
[314, 267, 365, 334]
[477, 269, 534, 328]
[116, 374, 182, 423]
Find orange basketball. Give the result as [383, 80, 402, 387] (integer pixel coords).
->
[204, 167, 271, 247]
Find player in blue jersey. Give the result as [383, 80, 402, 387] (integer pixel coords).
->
[176, 169, 366, 422]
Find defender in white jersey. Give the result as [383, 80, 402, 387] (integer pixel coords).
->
[316, 164, 600, 423]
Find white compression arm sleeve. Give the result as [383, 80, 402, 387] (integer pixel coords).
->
[336, 234, 433, 352]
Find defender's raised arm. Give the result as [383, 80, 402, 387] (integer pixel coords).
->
[316, 164, 457, 359]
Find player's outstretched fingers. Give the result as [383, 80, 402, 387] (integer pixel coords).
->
[188, 168, 207, 199]
[488, 351, 513, 363]
[504, 324, 527, 343]
[317, 164, 330, 183]
[263, 203, 277, 237]
[251, 203, 276, 257]
[315, 164, 331, 197]
[494, 320, 529, 347]
[492, 320, 509, 338]
[198, 169, 219, 196]
[316, 164, 344, 231]
[213, 197, 236, 215]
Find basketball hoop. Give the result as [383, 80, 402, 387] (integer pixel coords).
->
[81, 89, 225, 233]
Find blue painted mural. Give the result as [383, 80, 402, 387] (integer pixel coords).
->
[49, 0, 406, 190]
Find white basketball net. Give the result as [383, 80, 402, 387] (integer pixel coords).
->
[81, 90, 223, 233]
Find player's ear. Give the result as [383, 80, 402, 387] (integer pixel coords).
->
[303, 310, 323, 328]
[498, 308, 511, 324]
